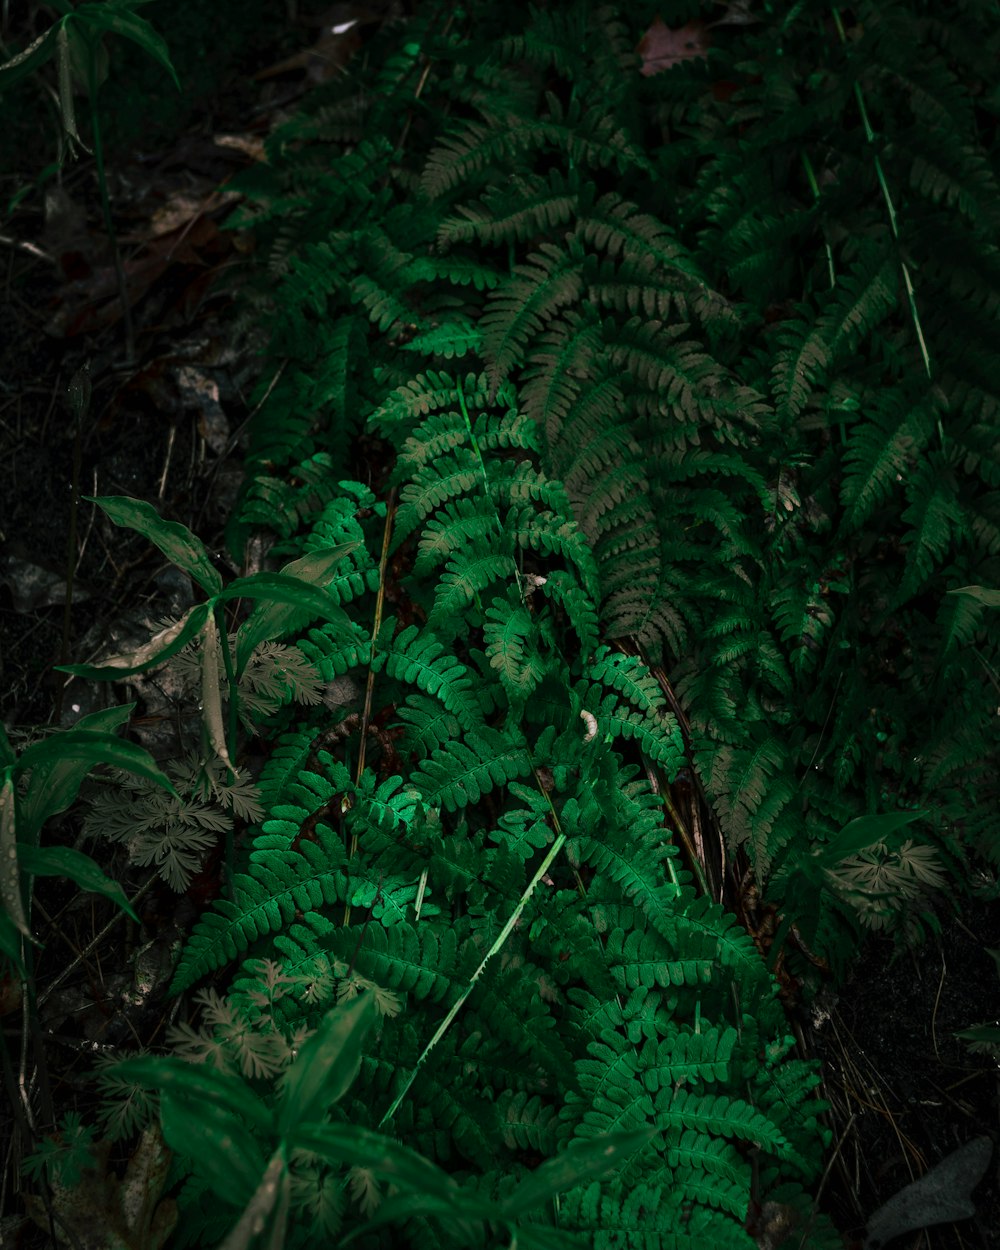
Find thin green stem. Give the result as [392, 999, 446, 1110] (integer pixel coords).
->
[377, 827, 567, 1129]
[215, 604, 240, 778]
[216, 603, 239, 897]
[800, 151, 835, 290]
[830, 6, 937, 439]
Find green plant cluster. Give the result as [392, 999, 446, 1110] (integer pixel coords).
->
[5, 0, 1000, 1247]
[225, 0, 1000, 964]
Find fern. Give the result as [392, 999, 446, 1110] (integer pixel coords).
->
[84, 5, 1000, 1249]
[170, 819, 350, 993]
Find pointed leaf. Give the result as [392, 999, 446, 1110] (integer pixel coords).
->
[57, 602, 211, 679]
[17, 730, 176, 797]
[75, 1, 180, 88]
[0, 23, 62, 94]
[57, 24, 83, 148]
[865, 1137, 992, 1248]
[87, 496, 223, 596]
[277, 994, 375, 1136]
[287, 1123, 457, 1200]
[948, 584, 1000, 607]
[200, 613, 233, 771]
[111, 1056, 274, 1135]
[955, 1023, 1000, 1045]
[340, 1189, 491, 1246]
[819, 810, 928, 864]
[65, 704, 133, 733]
[216, 1150, 290, 1250]
[17, 845, 138, 922]
[0, 908, 27, 977]
[500, 1130, 655, 1216]
[0, 776, 29, 937]
[17, 704, 135, 842]
[160, 1088, 266, 1208]
[234, 545, 358, 676]
[218, 572, 351, 630]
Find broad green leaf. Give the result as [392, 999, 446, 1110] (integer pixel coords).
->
[0, 23, 63, 94]
[75, 1, 180, 88]
[111, 1057, 274, 1134]
[948, 584, 1000, 607]
[87, 496, 222, 596]
[17, 705, 134, 843]
[57, 602, 210, 679]
[287, 1123, 457, 1200]
[17, 845, 138, 922]
[17, 730, 176, 797]
[160, 1089, 266, 1208]
[66, 15, 110, 95]
[56, 25, 82, 148]
[276, 994, 375, 1136]
[0, 776, 29, 937]
[956, 1023, 1000, 1044]
[0, 723, 14, 770]
[819, 810, 928, 864]
[234, 545, 358, 676]
[508, 1226, 581, 1250]
[341, 1190, 491, 1246]
[216, 1150, 290, 1250]
[200, 613, 233, 771]
[218, 572, 350, 635]
[500, 1130, 655, 1216]
[0, 908, 27, 977]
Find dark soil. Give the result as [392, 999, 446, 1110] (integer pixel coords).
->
[806, 903, 1000, 1249]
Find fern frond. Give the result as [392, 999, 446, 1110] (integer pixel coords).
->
[480, 242, 585, 395]
[495, 1090, 562, 1153]
[895, 457, 966, 603]
[169, 822, 349, 993]
[375, 624, 485, 730]
[437, 168, 583, 248]
[410, 726, 532, 812]
[326, 920, 464, 1005]
[838, 390, 934, 533]
[483, 594, 548, 701]
[421, 117, 537, 200]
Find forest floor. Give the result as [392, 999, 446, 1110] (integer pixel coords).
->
[0, 6, 997, 1248]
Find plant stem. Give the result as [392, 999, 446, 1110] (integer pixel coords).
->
[216, 605, 240, 898]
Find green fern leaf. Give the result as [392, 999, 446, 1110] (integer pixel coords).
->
[896, 459, 966, 602]
[169, 824, 349, 994]
[375, 624, 485, 730]
[411, 726, 532, 812]
[496, 1090, 563, 1153]
[483, 594, 548, 701]
[326, 920, 463, 1004]
[480, 242, 586, 395]
[839, 393, 933, 533]
[438, 168, 583, 248]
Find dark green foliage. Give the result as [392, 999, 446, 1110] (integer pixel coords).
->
[153, 1, 1000, 1245]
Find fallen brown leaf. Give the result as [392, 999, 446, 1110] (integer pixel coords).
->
[637, 16, 712, 76]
